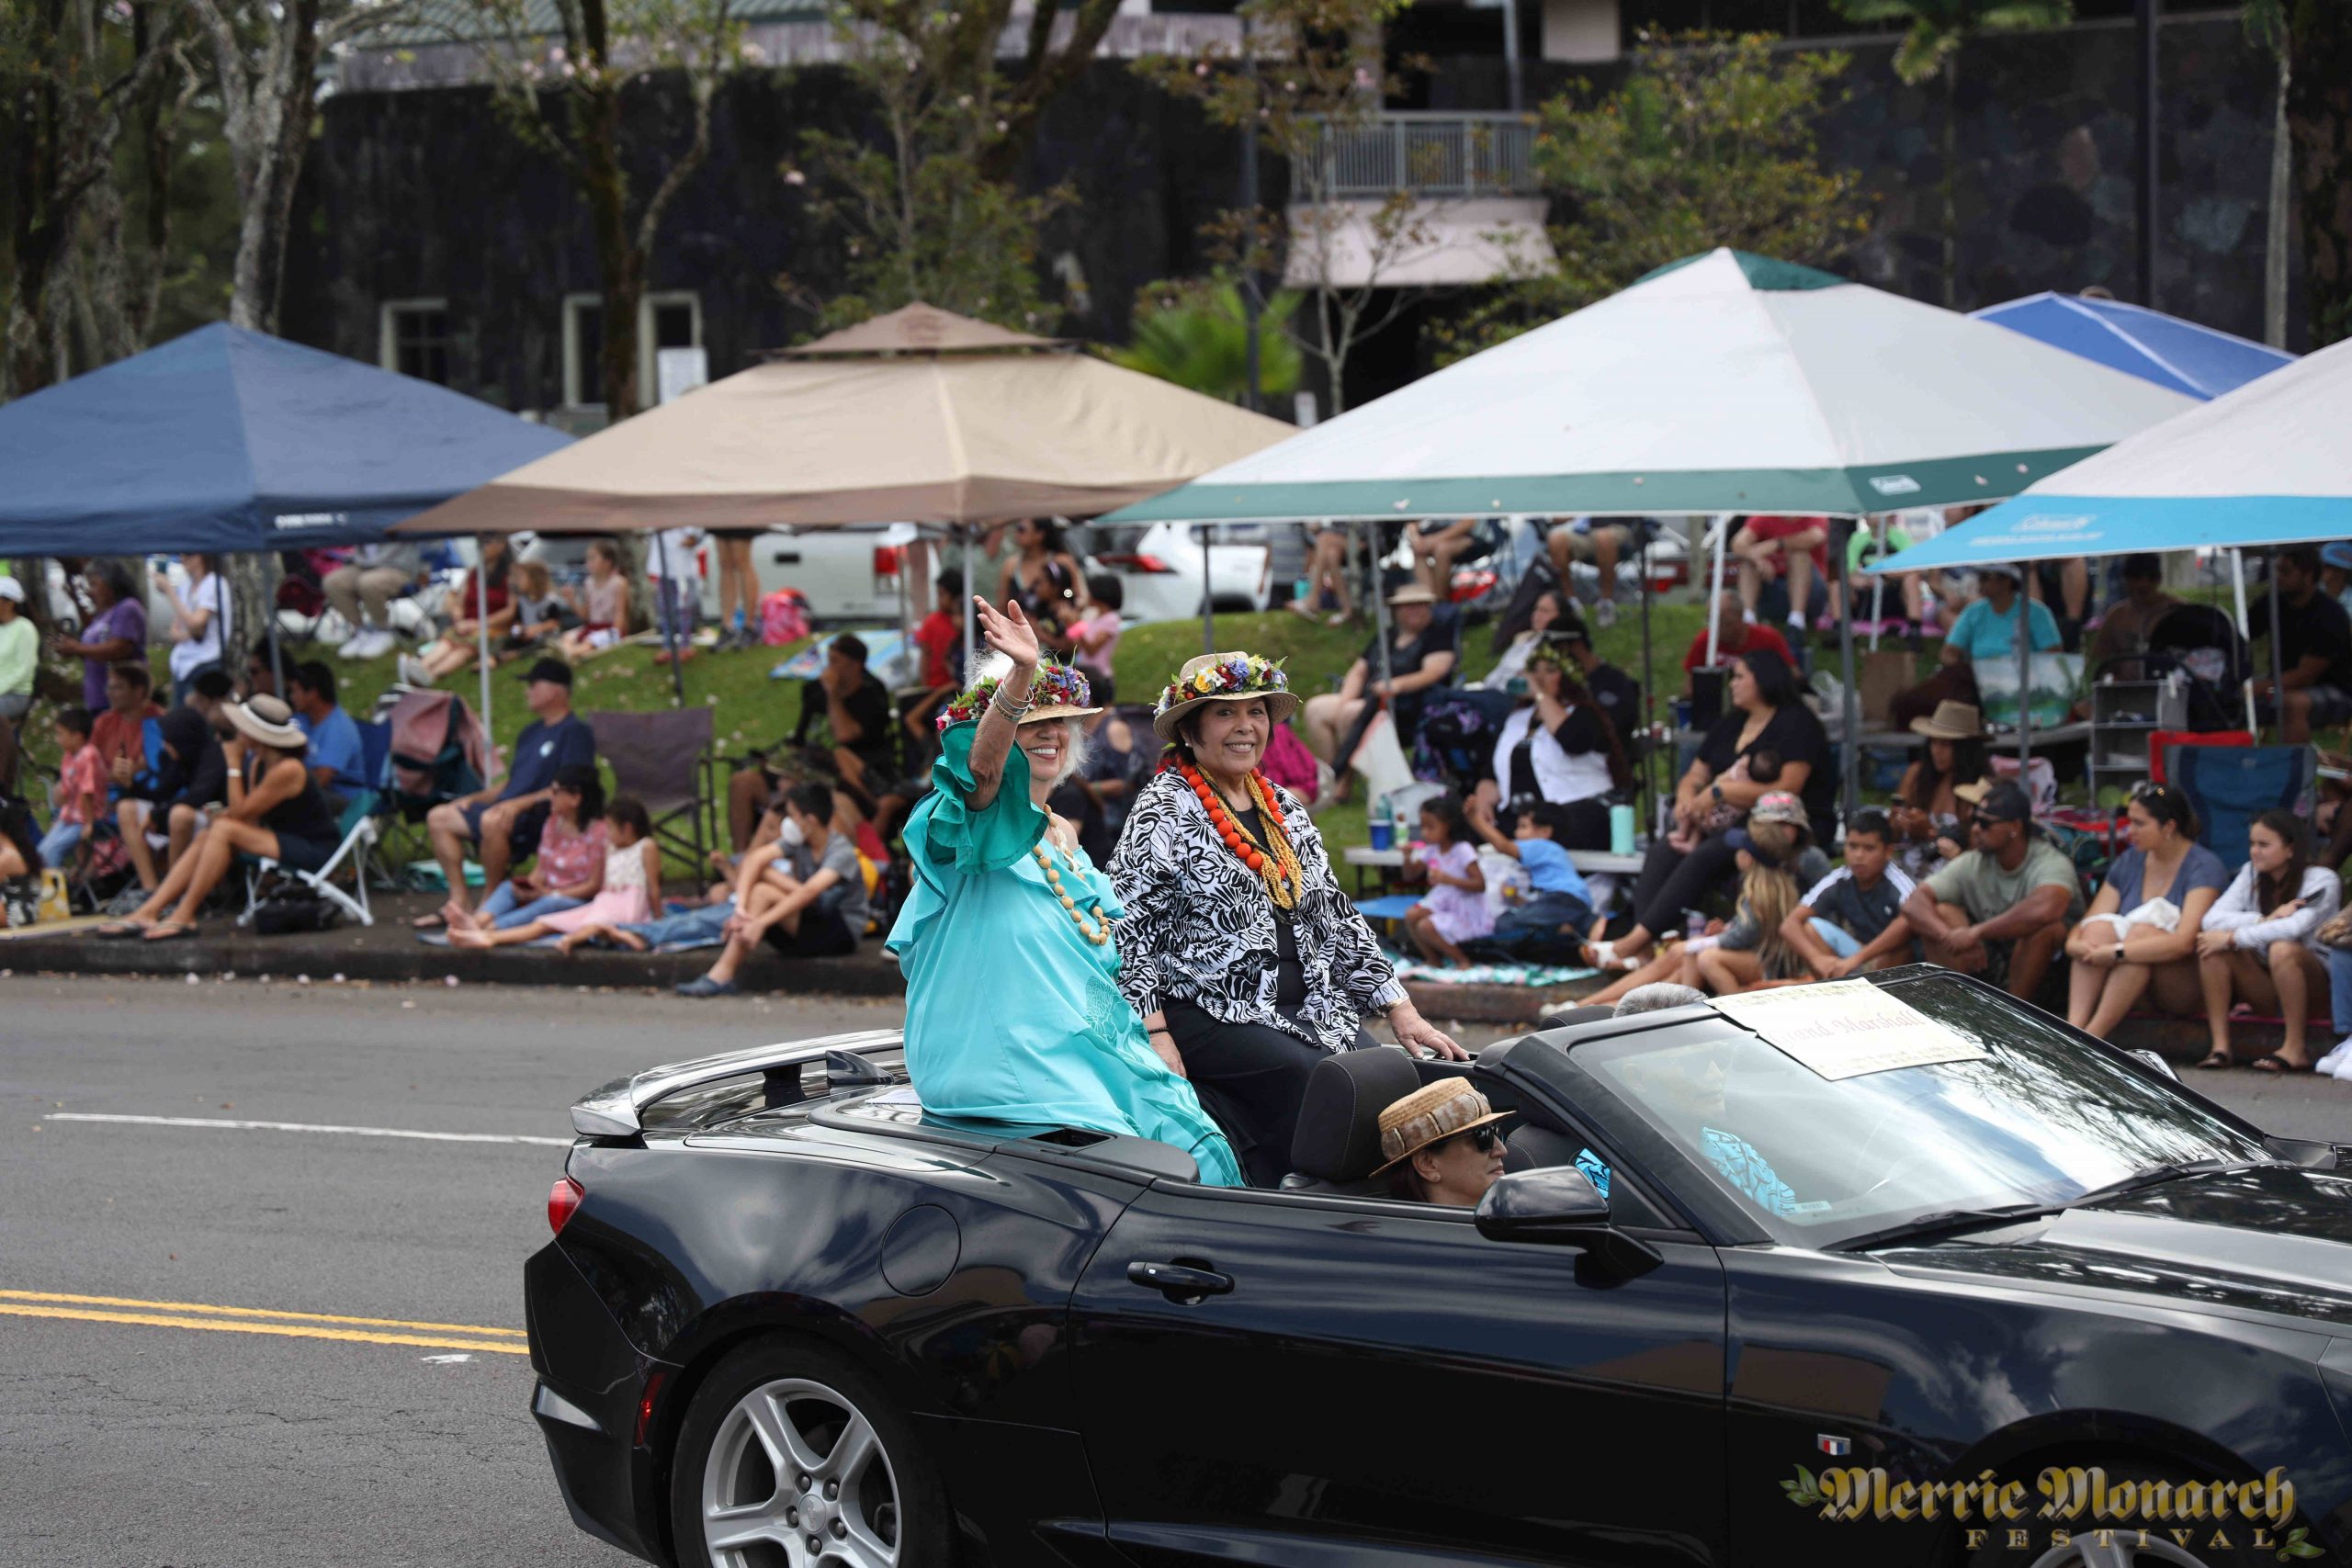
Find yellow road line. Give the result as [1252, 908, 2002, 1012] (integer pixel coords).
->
[0, 1303, 530, 1354]
[0, 1289, 526, 1337]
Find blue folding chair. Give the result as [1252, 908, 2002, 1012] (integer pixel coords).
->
[2167, 743, 2317, 874]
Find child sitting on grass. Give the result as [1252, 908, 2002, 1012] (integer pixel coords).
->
[450, 796, 655, 949]
[1403, 794, 1489, 967]
[1464, 795, 1594, 964]
[37, 705, 104, 872]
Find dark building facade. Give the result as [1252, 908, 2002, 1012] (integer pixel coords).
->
[281, 12, 2295, 423]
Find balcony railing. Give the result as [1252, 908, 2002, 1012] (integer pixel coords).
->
[1303, 112, 1540, 199]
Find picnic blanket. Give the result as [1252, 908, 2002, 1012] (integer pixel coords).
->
[1392, 959, 1599, 987]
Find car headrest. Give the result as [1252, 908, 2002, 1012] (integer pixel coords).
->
[1290, 1048, 1422, 1182]
[1538, 1004, 1617, 1032]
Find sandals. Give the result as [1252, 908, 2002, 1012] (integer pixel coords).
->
[2252, 1055, 2315, 1074]
[95, 920, 151, 940]
[2191, 1050, 2234, 1070]
[141, 920, 198, 942]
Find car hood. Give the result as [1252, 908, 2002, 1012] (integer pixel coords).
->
[1879, 1166, 2352, 1334]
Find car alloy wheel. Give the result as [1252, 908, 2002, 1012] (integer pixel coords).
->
[701, 1376, 901, 1568]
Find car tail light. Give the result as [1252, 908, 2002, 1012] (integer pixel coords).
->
[636, 1370, 667, 1447]
[548, 1175, 584, 1235]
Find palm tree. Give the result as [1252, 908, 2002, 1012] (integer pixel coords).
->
[1110, 285, 1304, 407]
[1834, 0, 2074, 307]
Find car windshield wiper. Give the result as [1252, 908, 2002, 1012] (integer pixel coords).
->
[2060, 1157, 2252, 1208]
[1826, 1202, 2064, 1254]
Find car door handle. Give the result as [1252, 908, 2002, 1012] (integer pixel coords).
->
[1125, 1260, 1233, 1301]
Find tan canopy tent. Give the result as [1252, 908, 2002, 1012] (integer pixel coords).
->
[391, 303, 1296, 536]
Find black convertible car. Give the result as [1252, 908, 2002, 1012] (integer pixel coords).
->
[526, 966, 2352, 1568]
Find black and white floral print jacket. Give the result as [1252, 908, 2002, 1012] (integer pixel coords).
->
[1109, 768, 1407, 1052]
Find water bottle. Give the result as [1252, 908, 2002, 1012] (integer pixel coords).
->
[1686, 911, 1706, 942]
[1608, 803, 1635, 856]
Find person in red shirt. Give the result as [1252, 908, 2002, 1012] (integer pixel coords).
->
[1732, 514, 1829, 634]
[904, 569, 966, 743]
[1681, 592, 1792, 693]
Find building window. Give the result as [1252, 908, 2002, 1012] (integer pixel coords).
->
[380, 299, 452, 384]
[563, 290, 701, 408]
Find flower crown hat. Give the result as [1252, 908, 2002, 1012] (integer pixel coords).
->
[936, 658, 1100, 732]
[1151, 650, 1298, 742]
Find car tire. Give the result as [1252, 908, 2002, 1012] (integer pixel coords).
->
[670, 1337, 953, 1568]
[1952, 1454, 2303, 1568]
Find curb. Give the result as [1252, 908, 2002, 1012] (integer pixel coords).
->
[0, 930, 910, 998]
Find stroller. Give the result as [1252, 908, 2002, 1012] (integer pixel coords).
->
[2136, 602, 2253, 733]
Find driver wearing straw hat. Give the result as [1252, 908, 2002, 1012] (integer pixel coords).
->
[1110, 650, 1466, 1189]
[1374, 1078, 1511, 1205]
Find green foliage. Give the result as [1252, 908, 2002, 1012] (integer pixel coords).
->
[1831, 0, 2074, 85]
[1781, 1465, 1826, 1507]
[2278, 1525, 2324, 1561]
[1111, 283, 1303, 404]
[1431, 32, 1871, 363]
[780, 7, 1070, 334]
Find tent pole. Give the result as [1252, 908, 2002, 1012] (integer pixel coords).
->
[1867, 517, 1886, 652]
[476, 544, 492, 752]
[265, 551, 285, 696]
[655, 531, 684, 708]
[1638, 535, 1656, 833]
[2233, 548, 2256, 733]
[1837, 518, 1860, 827]
[1705, 513, 1729, 664]
[1371, 524, 1395, 693]
[2267, 546, 2285, 742]
[1200, 524, 1215, 655]
[2016, 574, 2031, 773]
[961, 525, 976, 675]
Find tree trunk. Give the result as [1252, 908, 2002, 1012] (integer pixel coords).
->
[575, 0, 642, 419]
[2265, 47, 2290, 348]
[1939, 51, 1959, 310]
[222, 0, 322, 333]
[2287, 0, 2352, 346]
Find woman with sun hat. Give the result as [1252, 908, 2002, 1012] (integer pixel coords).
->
[884, 597, 1242, 1187]
[1111, 650, 1465, 1187]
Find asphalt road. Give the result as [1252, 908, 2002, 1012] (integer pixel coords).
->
[0, 975, 911, 1568]
[5, 976, 2349, 1567]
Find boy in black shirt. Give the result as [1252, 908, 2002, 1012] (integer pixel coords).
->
[2252, 545, 2352, 743]
[1781, 808, 1917, 978]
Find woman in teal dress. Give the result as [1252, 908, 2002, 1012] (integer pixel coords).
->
[886, 596, 1244, 1187]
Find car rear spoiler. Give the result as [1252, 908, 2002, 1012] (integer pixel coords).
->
[570, 1029, 906, 1137]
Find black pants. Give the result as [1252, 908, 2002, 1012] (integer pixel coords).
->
[1629, 832, 1740, 941]
[1164, 1001, 1377, 1188]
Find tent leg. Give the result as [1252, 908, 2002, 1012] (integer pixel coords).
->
[2267, 547, 2285, 742]
[476, 545, 492, 753]
[265, 551, 285, 697]
[1638, 541, 1656, 832]
[2233, 549, 2256, 733]
[2017, 582, 2032, 773]
[1706, 513, 1729, 664]
[655, 532, 684, 708]
[1837, 519, 1860, 827]
[1200, 524, 1216, 655]
[962, 526, 977, 677]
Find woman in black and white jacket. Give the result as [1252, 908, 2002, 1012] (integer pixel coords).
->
[1110, 650, 1464, 1187]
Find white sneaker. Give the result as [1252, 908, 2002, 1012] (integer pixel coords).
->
[397, 652, 430, 687]
[1594, 599, 1618, 628]
[354, 627, 393, 660]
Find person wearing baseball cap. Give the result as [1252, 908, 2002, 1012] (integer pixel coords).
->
[1889, 558, 2062, 732]
[1900, 779, 2083, 1001]
[417, 654, 596, 930]
[0, 576, 33, 725]
[1300, 580, 1460, 773]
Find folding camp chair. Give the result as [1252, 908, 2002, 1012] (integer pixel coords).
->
[584, 707, 714, 875]
[2167, 743, 2317, 874]
[240, 795, 381, 928]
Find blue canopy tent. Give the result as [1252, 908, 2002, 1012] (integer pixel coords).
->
[0, 322, 571, 556]
[1873, 335, 2352, 747]
[1970, 293, 2293, 401]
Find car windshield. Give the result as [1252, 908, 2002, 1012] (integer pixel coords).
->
[1569, 974, 2274, 1248]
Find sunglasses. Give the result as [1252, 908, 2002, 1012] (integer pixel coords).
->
[1440, 1124, 1508, 1156]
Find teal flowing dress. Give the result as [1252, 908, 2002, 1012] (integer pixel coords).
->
[885, 722, 1245, 1188]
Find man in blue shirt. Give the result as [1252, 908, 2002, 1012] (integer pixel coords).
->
[286, 660, 368, 807]
[423, 657, 597, 927]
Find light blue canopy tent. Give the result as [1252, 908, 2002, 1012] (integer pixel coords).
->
[1873, 336, 2352, 739]
[1970, 293, 2293, 402]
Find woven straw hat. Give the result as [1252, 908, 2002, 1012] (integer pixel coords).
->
[224, 694, 306, 750]
[1151, 650, 1299, 742]
[1910, 700, 1985, 739]
[1372, 1078, 1510, 1175]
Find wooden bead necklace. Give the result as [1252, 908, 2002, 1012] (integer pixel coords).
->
[1032, 840, 1110, 945]
[1176, 760, 1303, 910]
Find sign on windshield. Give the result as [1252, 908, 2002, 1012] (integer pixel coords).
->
[1710, 980, 1991, 1081]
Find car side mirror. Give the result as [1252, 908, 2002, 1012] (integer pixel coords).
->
[1475, 1168, 1661, 1278]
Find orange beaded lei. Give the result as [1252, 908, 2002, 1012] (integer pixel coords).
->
[1176, 760, 1305, 910]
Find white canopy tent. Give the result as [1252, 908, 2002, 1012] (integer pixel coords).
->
[1106, 249, 2198, 816]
